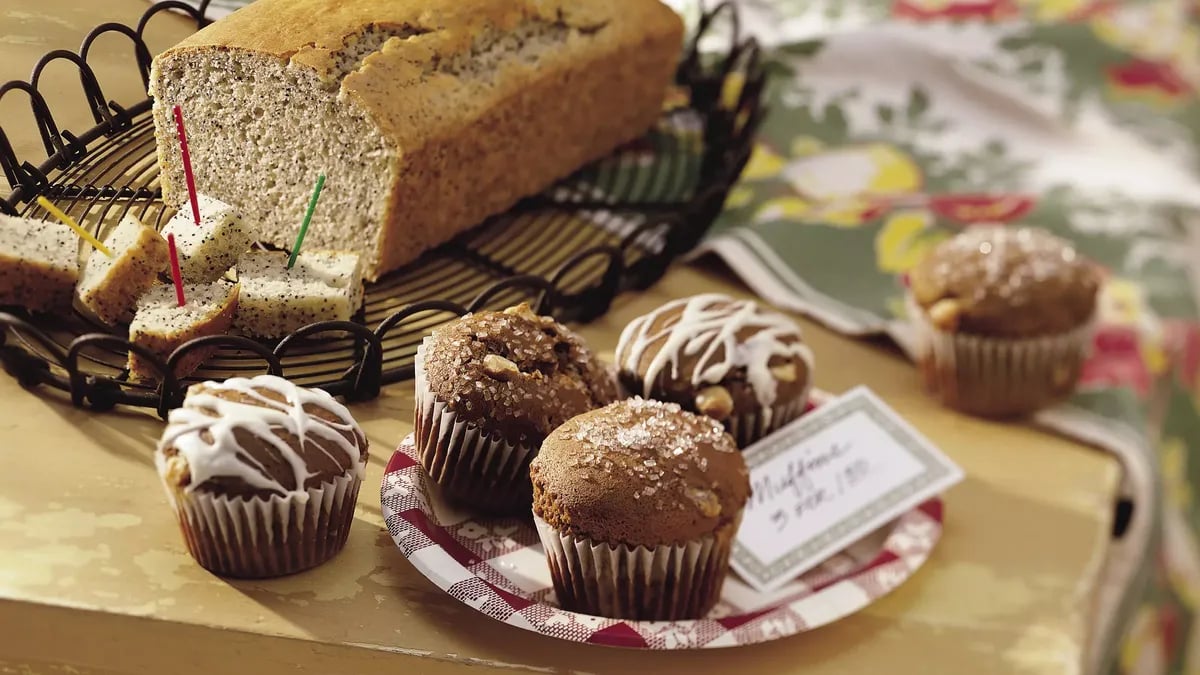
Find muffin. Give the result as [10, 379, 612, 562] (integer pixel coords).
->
[531, 398, 750, 620]
[414, 303, 617, 514]
[615, 294, 814, 447]
[907, 225, 1100, 417]
[155, 374, 369, 578]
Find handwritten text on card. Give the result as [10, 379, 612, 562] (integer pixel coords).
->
[731, 387, 963, 593]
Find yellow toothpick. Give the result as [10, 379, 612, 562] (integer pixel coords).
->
[36, 196, 112, 257]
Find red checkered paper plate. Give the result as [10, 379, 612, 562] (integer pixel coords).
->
[382, 433, 944, 649]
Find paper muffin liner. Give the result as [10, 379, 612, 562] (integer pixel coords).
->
[726, 393, 809, 448]
[906, 294, 1094, 417]
[413, 338, 537, 515]
[166, 468, 363, 579]
[532, 514, 739, 621]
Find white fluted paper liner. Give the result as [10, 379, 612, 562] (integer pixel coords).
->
[414, 338, 537, 514]
[167, 467, 363, 579]
[532, 514, 737, 620]
[906, 294, 1095, 417]
[726, 393, 809, 448]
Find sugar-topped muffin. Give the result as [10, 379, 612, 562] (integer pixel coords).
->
[156, 375, 369, 578]
[907, 225, 1101, 416]
[616, 294, 814, 447]
[909, 225, 1099, 338]
[531, 398, 749, 620]
[414, 303, 617, 514]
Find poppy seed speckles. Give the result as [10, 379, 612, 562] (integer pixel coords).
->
[76, 215, 170, 325]
[0, 214, 79, 312]
[232, 250, 364, 338]
[160, 194, 254, 283]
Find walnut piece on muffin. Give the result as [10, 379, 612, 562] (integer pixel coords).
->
[906, 225, 1102, 417]
[908, 225, 1100, 338]
[415, 302, 617, 514]
[615, 293, 814, 447]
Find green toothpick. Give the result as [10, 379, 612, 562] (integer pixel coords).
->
[288, 173, 326, 269]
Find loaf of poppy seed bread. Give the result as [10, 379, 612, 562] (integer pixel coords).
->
[149, 0, 684, 281]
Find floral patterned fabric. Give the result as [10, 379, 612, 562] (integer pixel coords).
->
[666, 1, 1200, 674]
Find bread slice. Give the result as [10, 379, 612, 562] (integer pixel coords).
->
[0, 213, 80, 312]
[160, 194, 254, 283]
[233, 250, 364, 338]
[128, 282, 240, 381]
[76, 215, 169, 325]
[149, 0, 683, 280]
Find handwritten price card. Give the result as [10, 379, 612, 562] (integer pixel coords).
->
[731, 386, 963, 593]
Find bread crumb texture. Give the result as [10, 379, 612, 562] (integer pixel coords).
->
[233, 250, 364, 338]
[161, 194, 254, 283]
[76, 215, 169, 325]
[128, 282, 240, 381]
[0, 214, 79, 311]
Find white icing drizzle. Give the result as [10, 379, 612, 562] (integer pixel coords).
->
[616, 294, 815, 424]
[157, 375, 366, 501]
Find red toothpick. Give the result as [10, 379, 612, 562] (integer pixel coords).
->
[172, 105, 201, 226]
[167, 233, 186, 307]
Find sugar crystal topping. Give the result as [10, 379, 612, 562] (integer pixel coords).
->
[929, 225, 1088, 303]
[562, 398, 735, 506]
[424, 305, 614, 437]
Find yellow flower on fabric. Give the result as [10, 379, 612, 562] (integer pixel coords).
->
[1161, 437, 1193, 511]
[790, 136, 825, 157]
[1018, 0, 1095, 22]
[776, 143, 924, 227]
[742, 143, 787, 182]
[1099, 278, 1168, 375]
[821, 199, 884, 227]
[755, 196, 815, 222]
[875, 210, 946, 273]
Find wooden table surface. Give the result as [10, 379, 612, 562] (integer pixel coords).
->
[0, 2, 1121, 674]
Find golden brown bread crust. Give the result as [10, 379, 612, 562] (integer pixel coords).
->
[531, 399, 750, 548]
[152, 0, 684, 278]
[909, 225, 1100, 338]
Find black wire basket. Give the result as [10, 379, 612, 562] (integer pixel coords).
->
[0, 1, 764, 418]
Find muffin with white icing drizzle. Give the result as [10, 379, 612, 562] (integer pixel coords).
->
[530, 398, 750, 620]
[615, 294, 814, 448]
[907, 224, 1101, 417]
[155, 374, 369, 578]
